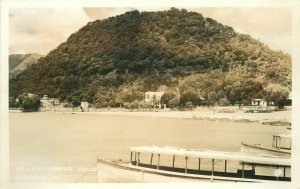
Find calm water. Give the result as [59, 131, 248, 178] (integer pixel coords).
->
[9, 112, 288, 183]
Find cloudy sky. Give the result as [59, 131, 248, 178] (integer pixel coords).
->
[9, 7, 292, 55]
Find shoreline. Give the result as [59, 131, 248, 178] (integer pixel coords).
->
[48, 109, 291, 125]
[9, 108, 291, 125]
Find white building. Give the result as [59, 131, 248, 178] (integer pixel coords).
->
[40, 95, 59, 110]
[288, 92, 292, 101]
[145, 91, 164, 108]
[251, 99, 268, 106]
[80, 102, 89, 112]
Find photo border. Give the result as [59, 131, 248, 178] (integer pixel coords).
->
[1, 0, 300, 189]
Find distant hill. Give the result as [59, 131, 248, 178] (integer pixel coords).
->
[9, 53, 43, 78]
[9, 8, 291, 107]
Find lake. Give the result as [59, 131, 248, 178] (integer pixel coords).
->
[9, 112, 289, 183]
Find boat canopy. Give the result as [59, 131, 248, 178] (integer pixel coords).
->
[130, 146, 291, 166]
[274, 133, 291, 139]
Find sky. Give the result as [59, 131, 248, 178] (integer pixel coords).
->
[9, 7, 292, 55]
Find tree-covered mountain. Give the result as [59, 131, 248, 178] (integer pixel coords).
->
[9, 8, 291, 108]
[9, 53, 44, 78]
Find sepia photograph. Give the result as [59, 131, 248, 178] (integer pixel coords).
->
[1, 0, 300, 188]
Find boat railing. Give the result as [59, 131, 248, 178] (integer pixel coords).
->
[129, 146, 291, 181]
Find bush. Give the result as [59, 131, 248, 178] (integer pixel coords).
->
[180, 90, 201, 106]
[219, 98, 230, 106]
[161, 92, 177, 105]
[168, 98, 180, 108]
[9, 97, 16, 108]
[123, 102, 130, 109]
[129, 100, 139, 109]
[21, 94, 41, 112]
[140, 101, 151, 109]
[241, 99, 251, 106]
[185, 101, 193, 108]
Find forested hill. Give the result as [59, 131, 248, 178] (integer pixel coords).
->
[9, 53, 43, 78]
[9, 8, 291, 107]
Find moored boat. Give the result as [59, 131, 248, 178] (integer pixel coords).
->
[241, 133, 291, 157]
[97, 146, 291, 183]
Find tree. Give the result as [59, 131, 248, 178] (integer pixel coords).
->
[185, 101, 193, 109]
[224, 78, 265, 105]
[115, 85, 144, 105]
[264, 84, 289, 106]
[8, 8, 291, 109]
[168, 98, 180, 108]
[129, 100, 139, 110]
[180, 89, 201, 107]
[20, 94, 41, 112]
[140, 101, 151, 109]
[218, 98, 230, 106]
[94, 87, 116, 108]
[161, 92, 177, 107]
[123, 102, 130, 109]
[9, 97, 16, 108]
[70, 95, 81, 107]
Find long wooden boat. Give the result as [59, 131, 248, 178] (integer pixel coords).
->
[241, 134, 291, 157]
[97, 146, 291, 183]
[241, 143, 291, 157]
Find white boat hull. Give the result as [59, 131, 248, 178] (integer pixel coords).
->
[97, 160, 207, 183]
[241, 143, 290, 157]
[96, 159, 288, 183]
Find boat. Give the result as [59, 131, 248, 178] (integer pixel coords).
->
[96, 146, 291, 183]
[241, 133, 291, 157]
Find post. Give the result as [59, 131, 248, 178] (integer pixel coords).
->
[157, 154, 160, 170]
[224, 160, 227, 173]
[134, 152, 137, 161]
[284, 166, 286, 178]
[242, 162, 245, 178]
[130, 152, 133, 164]
[172, 155, 175, 168]
[278, 137, 281, 149]
[212, 159, 214, 175]
[137, 152, 140, 166]
[198, 158, 201, 171]
[185, 156, 188, 174]
[150, 153, 153, 166]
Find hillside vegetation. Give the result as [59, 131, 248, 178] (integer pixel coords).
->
[9, 53, 44, 78]
[9, 8, 291, 108]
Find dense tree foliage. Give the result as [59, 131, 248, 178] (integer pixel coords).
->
[161, 92, 178, 107]
[264, 84, 289, 105]
[9, 8, 291, 108]
[12, 94, 41, 112]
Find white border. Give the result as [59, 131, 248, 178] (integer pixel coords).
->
[0, 1, 9, 189]
[292, 4, 300, 189]
[1, 0, 298, 8]
[1, 0, 300, 189]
